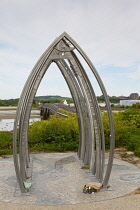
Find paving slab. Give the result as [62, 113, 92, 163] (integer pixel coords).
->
[0, 153, 140, 207]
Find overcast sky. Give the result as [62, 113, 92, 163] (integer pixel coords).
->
[0, 0, 140, 99]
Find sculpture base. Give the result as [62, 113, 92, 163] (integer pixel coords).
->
[0, 153, 140, 205]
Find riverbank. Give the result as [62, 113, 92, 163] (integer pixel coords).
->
[0, 108, 41, 131]
[0, 108, 41, 119]
[0, 106, 17, 110]
[0, 115, 42, 119]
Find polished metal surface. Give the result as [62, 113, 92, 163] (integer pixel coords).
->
[13, 32, 115, 193]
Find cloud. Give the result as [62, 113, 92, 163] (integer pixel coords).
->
[0, 0, 140, 99]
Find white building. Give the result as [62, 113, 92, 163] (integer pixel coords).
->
[120, 100, 140, 107]
[62, 100, 68, 105]
[98, 102, 106, 107]
[69, 103, 74, 107]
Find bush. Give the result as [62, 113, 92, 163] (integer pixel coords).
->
[0, 132, 13, 155]
[102, 107, 140, 156]
[28, 107, 140, 154]
[121, 108, 140, 127]
[0, 149, 13, 156]
[127, 134, 140, 151]
[0, 107, 140, 156]
[102, 112, 132, 148]
[28, 114, 79, 152]
[134, 149, 140, 157]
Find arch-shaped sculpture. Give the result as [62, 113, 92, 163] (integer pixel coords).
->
[13, 32, 115, 193]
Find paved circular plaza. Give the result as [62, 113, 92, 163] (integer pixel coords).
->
[0, 153, 140, 206]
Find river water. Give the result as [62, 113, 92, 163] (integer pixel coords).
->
[0, 107, 121, 132]
[0, 118, 41, 131]
[0, 109, 41, 131]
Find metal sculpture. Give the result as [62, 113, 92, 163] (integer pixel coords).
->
[13, 32, 115, 193]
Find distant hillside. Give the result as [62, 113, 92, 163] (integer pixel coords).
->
[2, 94, 133, 106]
[34, 95, 73, 103]
[0, 98, 19, 106]
[0, 96, 73, 106]
[35, 95, 72, 101]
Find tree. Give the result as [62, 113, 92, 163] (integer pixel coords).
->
[0, 100, 3, 106]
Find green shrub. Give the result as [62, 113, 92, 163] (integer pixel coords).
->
[102, 108, 140, 152]
[28, 114, 79, 152]
[134, 149, 140, 157]
[0, 132, 12, 149]
[102, 112, 132, 148]
[0, 149, 13, 156]
[127, 133, 140, 151]
[121, 108, 140, 128]
[0, 132, 13, 155]
[0, 107, 140, 156]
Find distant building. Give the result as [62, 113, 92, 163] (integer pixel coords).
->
[119, 96, 128, 100]
[98, 102, 106, 107]
[69, 103, 74, 107]
[109, 95, 128, 100]
[120, 100, 140, 107]
[60, 100, 68, 106]
[129, 93, 139, 100]
[114, 103, 121, 107]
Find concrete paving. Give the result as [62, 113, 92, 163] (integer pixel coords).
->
[0, 153, 140, 209]
[0, 195, 140, 210]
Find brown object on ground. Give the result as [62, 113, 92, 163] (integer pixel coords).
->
[86, 182, 102, 191]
